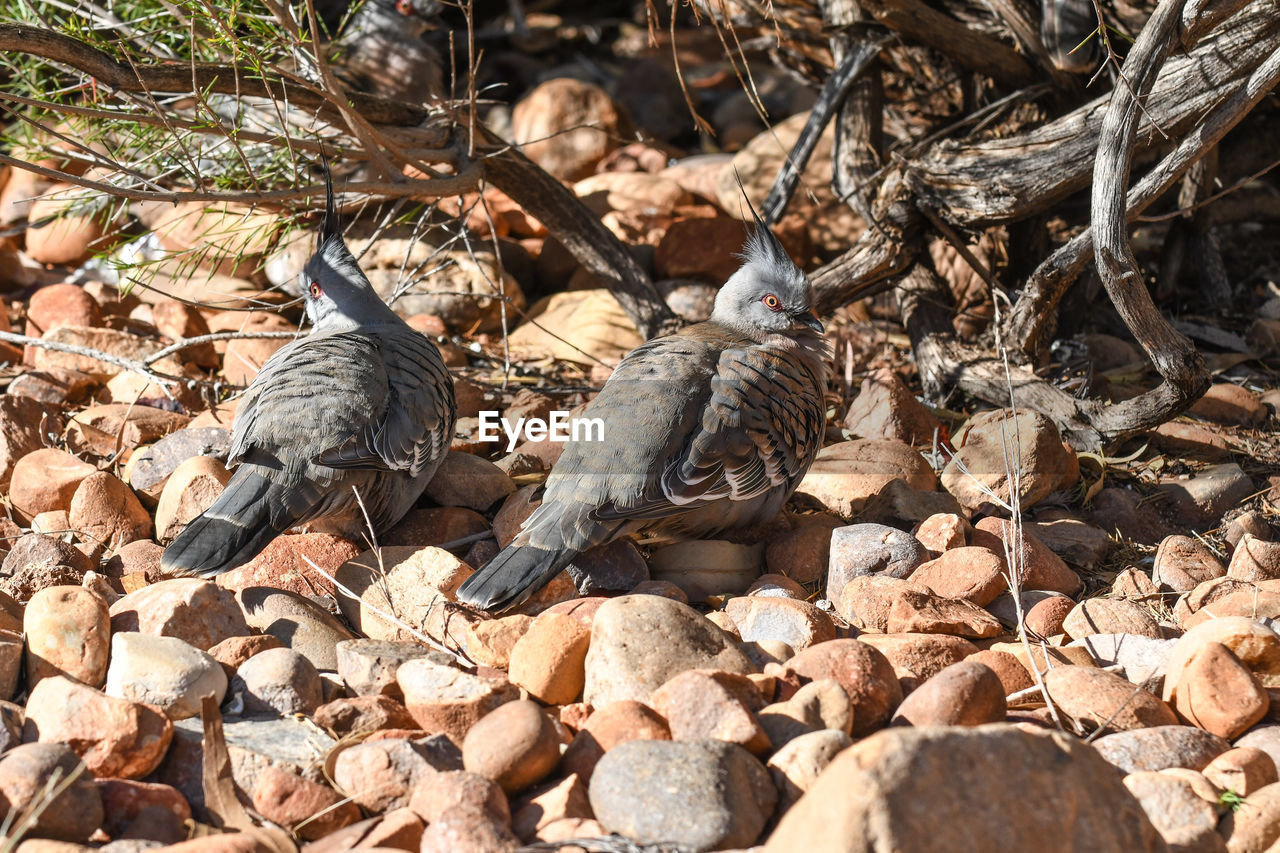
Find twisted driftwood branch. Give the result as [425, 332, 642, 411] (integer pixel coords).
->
[1003, 36, 1280, 355]
[1086, 0, 1209, 434]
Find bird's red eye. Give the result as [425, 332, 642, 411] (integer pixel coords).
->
[309, 282, 322, 299]
[395, 0, 414, 14]
[762, 293, 781, 311]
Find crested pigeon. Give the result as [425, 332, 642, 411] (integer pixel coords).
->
[160, 169, 456, 577]
[457, 216, 828, 612]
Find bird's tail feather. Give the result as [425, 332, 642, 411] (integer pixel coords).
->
[160, 468, 310, 577]
[457, 544, 575, 612]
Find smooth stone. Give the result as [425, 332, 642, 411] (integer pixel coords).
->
[1092, 726, 1231, 774]
[24, 585, 110, 688]
[826, 524, 929, 602]
[236, 586, 356, 672]
[589, 739, 776, 852]
[103, 632, 227, 720]
[230, 647, 323, 716]
[0, 743, 103, 842]
[763, 726, 1162, 853]
[583, 595, 754, 707]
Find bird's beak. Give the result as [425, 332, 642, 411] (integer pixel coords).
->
[798, 310, 824, 333]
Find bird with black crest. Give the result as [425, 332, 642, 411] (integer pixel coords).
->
[160, 162, 456, 578]
[457, 194, 829, 612]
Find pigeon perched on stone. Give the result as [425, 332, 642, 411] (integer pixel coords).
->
[457, 216, 828, 611]
[161, 169, 455, 577]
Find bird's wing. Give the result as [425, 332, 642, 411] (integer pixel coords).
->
[593, 343, 825, 521]
[228, 332, 392, 472]
[313, 328, 455, 477]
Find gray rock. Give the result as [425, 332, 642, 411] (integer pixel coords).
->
[583, 595, 755, 707]
[1158, 463, 1256, 527]
[127, 427, 231, 500]
[156, 715, 335, 822]
[1093, 725, 1230, 774]
[104, 632, 227, 720]
[826, 524, 928, 602]
[565, 538, 649, 595]
[335, 638, 455, 698]
[231, 647, 323, 716]
[1234, 725, 1280, 771]
[590, 739, 776, 852]
[1069, 633, 1177, 689]
[237, 586, 356, 671]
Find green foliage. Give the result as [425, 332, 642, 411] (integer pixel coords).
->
[0, 0, 332, 200]
[0, 1, 351, 286]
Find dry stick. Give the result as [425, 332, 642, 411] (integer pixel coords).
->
[903, 2, 1278, 227]
[1178, 0, 1255, 48]
[143, 330, 301, 365]
[758, 32, 887, 225]
[1003, 37, 1280, 355]
[810, 168, 921, 315]
[300, 0, 401, 180]
[979, 0, 1077, 90]
[304, 556, 476, 668]
[825, 0, 885, 223]
[803, 11, 1273, 315]
[0, 330, 182, 387]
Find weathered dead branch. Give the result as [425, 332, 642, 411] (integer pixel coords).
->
[860, 0, 1035, 86]
[1003, 31, 1280, 356]
[807, 0, 1280, 314]
[1088, 0, 1207, 434]
[906, 1, 1279, 226]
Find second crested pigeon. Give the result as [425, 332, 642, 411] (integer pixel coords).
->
[457, 215, 828, 612]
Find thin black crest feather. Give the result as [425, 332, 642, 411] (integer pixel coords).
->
[731, 167, 794, 272]
[320, 154, 340, 246]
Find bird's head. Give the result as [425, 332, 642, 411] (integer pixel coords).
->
[298, 163, 393, 330]
[710, 214, 822, 341]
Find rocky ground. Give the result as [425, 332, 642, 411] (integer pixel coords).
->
[2, 9, 1280, 852]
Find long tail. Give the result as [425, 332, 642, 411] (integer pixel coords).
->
[160, 468, 310, 578]
[456, 544, 576, 612]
